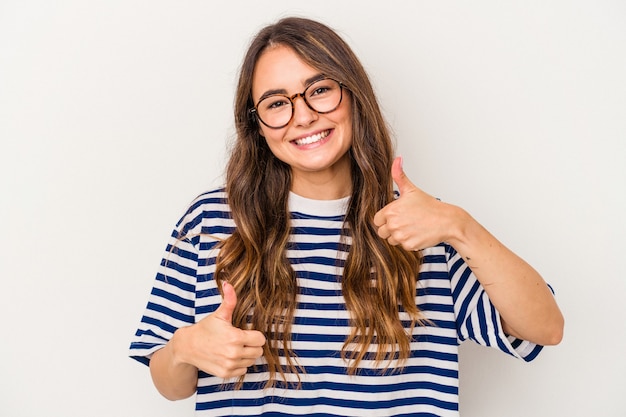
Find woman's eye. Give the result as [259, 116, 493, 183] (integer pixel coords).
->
[264, 98, 289, 111]
[308, 79, 339, 97]
[311, 87, 330, 96]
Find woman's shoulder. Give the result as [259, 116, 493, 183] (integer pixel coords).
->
[175, 187, 233, 234]
[188, 186, 229, 209]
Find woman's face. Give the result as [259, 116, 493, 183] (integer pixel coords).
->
[251, 45, 353, 197]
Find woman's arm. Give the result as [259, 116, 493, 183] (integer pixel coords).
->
[374, 157, 564, 346]
[441, 206, 563, 345]
[150, 335, 199, 400]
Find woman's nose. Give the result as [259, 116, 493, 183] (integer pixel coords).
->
[291, 96, 318, 126]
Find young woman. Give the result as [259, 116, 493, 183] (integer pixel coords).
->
[130, 17, 563, 416]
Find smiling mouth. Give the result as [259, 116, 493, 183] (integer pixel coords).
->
[292, 129, 331, 146]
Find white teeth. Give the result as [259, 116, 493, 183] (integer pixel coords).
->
[294, 130, 329, 146]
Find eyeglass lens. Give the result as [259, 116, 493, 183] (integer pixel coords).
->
[256, 78, 342, 128]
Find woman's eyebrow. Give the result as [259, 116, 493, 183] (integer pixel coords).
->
[304, 73, 325, 86]
[258, 88, 288, 102]
[257, 74, 326, 102]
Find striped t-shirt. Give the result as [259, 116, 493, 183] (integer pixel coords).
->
[129, 188, 542, 416]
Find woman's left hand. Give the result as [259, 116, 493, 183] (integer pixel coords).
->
[374, 156, 459, 251]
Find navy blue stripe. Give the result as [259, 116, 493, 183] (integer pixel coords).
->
[288, 332, 459, 348]
[523, 344, 543, 362]
[154, 273, 195, 292]
[464, 312, 473, 342]
[195, 285, 220, 298]
[418, 271, 451, 280]
[200, 225, 234, 235]
[510, 338, 522, 349]
[289, 256, 345, 267]
[132, 329, 168, 342]
[395, 414, 445, 417]
[417, 287, 451, 297]
[418, 277, 454, 285]
[140, 315, 182, 334]
[145, 302, 194, 323]
[421, 253, 448, 264]
[197, 256, 215, 267]
[196, 304, 219, 316]
[291, 226, 344, 236]
[129, 354, 150, 366]
[180, 194, 227, 221]
[290, 241, 346, 251]
[197, 393, 458, 412]
[150, 287, 194, 308]
[291, 212, 344, 221]
[416, 302, 454, 313]
[293, 316, 349, 327]
[412, 334, 459, 346]
[164, 243, 197, 260]
[201, 412, 442, 417]
[297, 302, 345, 311]
[422, 319, 456, 329]
[159, 259, 196, 278]
[178, 208, 231, 235]
[477, 295, 490, 346]
[456, 276, 481, 328]
[491, 301, 511, 353]
[198, 241, 220, 252]
[285, 348, 457, 364]
[231, 379, 458, 395]
[298, 286, 341, 297]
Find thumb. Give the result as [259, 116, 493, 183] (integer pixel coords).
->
[214, 281, 237, 324]
[391, 156, 416, 195]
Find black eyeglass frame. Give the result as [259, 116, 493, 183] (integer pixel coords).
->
[249, 77, 345, 129]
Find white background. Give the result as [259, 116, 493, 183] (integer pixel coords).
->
[1, 1, 625, 416]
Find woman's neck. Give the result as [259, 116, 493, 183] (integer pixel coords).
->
[289, 154, 352, 200]
[290, 170, 352, 200]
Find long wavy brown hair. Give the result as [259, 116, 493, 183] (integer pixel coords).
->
[215, 17, 423, 388]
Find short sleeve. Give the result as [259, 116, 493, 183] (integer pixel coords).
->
[447, 245, 544, 362]
[128, 227, 199, 366]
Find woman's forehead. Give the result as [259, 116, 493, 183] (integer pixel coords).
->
[251, 45, 321, 99]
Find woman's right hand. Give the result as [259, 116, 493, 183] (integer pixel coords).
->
[150, 282, 266, 400]
[171, 281, 267, 379]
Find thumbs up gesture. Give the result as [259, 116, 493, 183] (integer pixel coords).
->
[374, 156, 456, 252]
[173, 281, 266, 379]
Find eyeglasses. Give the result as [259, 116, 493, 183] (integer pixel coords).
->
[250, 77, 344, 129]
